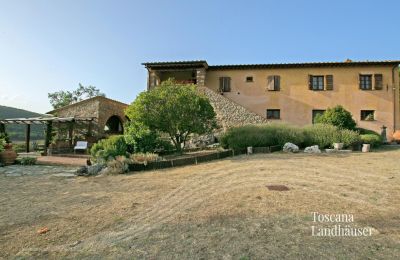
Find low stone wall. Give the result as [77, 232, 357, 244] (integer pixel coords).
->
[199, 87, 268, 130]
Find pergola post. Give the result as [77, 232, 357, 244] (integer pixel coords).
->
[25, 124, 31, 153]
[44, 121, 53, 156]
[68, 121, 74, 149]
[0, 123, 5, 134]
[87, 120, 92, 137]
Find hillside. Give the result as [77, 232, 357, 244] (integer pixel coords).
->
[0, 105, 45, 141]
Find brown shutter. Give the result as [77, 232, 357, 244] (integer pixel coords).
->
[326, 75, 333, 90]
[226, 77, 231, 92]
[219, 77, 223, 92]
[308, 75, 313, 90]
[267, 76, 274, 91]
[359, 74, 362, 89]
[374, 74, 383, 90]
[274, 75, 281, 91]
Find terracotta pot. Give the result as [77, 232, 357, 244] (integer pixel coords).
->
[393, 130, 400, 142]
[0, 150, 17, 165]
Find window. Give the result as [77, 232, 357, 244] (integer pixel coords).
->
[359, 75, 372, 90]
[361, 110, 375, 121]
[312, 110, 325, 123]
[309, 76, 324, 90]
[246, 76, 253, 82]
[267, 75, 281, 91]
[266, 109, 280, 119]
[219, 77, 231, 92]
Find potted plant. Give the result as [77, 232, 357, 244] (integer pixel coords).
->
[0, 138, 17, 165]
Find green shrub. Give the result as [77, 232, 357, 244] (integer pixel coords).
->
[302, 124, 360, 148]
[314, 105, 356, 130]
[356, 127, 380, 136]
[124, 122, 174, 153]
[221, 123, 361, 150]
[360, 134, 382, 147]
[0, 138, 5, 153]
[220, 123, 304, 150]
[339, 129, 362, 148]
[90, 135, 128, 161]
[303, 124, 341, 148]
[18, 157, 37, 165]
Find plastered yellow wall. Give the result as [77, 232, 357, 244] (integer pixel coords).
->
[205, 65, 399, 139]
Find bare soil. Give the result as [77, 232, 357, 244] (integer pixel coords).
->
[1, 148, 400, 259]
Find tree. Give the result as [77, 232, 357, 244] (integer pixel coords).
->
[314, 105, 356, 130]
[48, 83, 105, 109]
[125, 79, 218, 153]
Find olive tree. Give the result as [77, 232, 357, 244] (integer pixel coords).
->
[125, 79, 217, 153]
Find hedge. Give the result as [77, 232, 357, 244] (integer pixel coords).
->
[221, 123, 361, 150]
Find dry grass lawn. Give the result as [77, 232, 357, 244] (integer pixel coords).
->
[1, 147, 400, 259]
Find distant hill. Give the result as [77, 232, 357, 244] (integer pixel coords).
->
[0, 105, 45, 141]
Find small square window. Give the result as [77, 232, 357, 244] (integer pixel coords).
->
[361, 110, 375, 121]
[312, 110, 325, 123]
[246, 76, 253, 82]
[267, 109, 280, 119]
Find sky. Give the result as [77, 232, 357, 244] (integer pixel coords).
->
[0, 0, 399, 113]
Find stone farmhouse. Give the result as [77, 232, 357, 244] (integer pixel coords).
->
[143, 60, 400, 140]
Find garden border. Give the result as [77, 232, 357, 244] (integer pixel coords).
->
[128, 146, 279, 172]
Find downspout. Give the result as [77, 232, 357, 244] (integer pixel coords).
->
[392, 64, 399, 132]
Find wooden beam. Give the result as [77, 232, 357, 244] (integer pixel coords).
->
[44, 121, 53, 156]
[25, 124, 31, 153]
[68, 121, 74, 148]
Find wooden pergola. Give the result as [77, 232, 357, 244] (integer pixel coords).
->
[0, 116, 96, 154]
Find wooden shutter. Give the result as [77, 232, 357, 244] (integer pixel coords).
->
[274, 76, 280, 91]
[219, 77, 223, 92]
[225, 77, 231, 92]
[267, 76, 274, 91]
[308, 75, 313, 90]
[374, 74, 383, 90]
[359, 74, 362, 89]
[325, 75, 333, 90]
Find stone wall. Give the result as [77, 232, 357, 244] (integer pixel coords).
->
[49, 96, 129, 141]
[199, 87, 268, 130]
[98, 99, 128, 136]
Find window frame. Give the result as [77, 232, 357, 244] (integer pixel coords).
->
[359, 74, 373, 90]
[266, 109, 281, 120]
[360, 110, 375, 121]
[311, 75, 324, 91]
[267, 75, 281, 91]
[246, 76, 254, 83]
[312, 109, 326, 124]
[219, 77, 231, 92]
